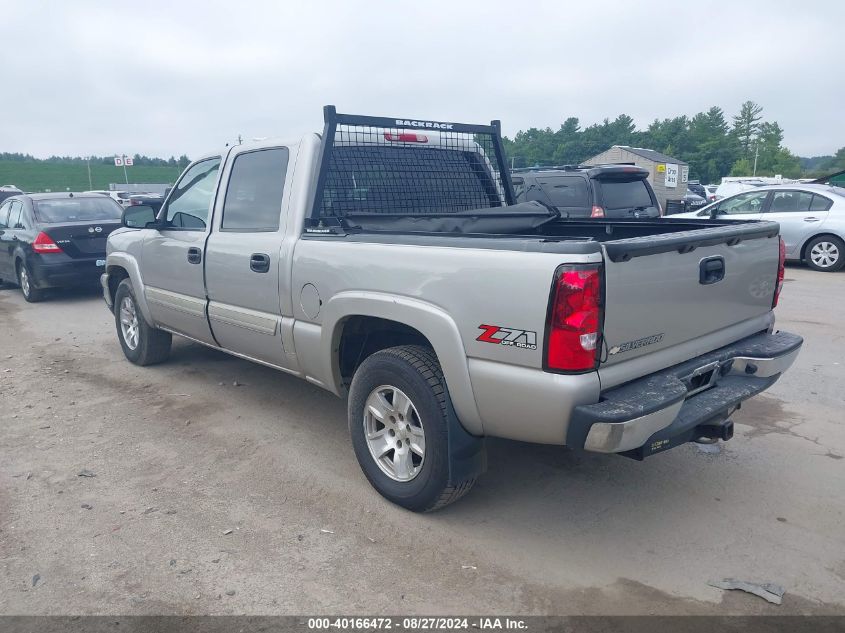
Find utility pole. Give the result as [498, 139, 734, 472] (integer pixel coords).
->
[86, 156, 93, 190]
[122, 155, 129, 185]
[752, 143, 759, 177]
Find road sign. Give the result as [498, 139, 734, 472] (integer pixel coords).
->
[114, 156, 124, 166]
[664, 163, 679, 188]
[124, 157, 134, 166]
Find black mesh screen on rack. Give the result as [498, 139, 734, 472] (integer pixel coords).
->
[312, 109, 514, 222]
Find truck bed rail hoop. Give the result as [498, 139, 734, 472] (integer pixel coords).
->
[307, 105, 516, 225]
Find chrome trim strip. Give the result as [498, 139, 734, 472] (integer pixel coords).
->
[208, 302, 279, 336]
[145, 287, 206, 318]
[728, 346, 801, 378]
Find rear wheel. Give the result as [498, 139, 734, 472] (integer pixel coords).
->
[805, 235, 845, 272]
[17, 261, 45, 303]
[114, 279, 172, 365]
[348, 345, 477, 512]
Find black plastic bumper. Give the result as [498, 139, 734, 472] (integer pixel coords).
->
[566, 330, 803, 459]
[27, 253, 106, 289]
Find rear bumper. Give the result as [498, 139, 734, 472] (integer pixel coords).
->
[27, 253, 106, 289]
[567, 330, 802, 458]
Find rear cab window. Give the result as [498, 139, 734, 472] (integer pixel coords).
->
[322, 146, 502, 216]
[34, 197, 123, 223]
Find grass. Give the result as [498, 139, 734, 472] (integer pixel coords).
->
[0, 160, 182, 193]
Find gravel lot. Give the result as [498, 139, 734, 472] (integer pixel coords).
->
[1, 265, 843, 615]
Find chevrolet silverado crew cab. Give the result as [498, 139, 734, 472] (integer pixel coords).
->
[102, 107, 802, 511]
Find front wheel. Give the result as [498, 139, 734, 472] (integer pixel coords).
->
[805, 236, 845, 272]
[348, 345, 478, 512]
[114, 279, 172, 365]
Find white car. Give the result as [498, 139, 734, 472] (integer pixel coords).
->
[672, 184, 845, 271]
[84, 190, 134, 207]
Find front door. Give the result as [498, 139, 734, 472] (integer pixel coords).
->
[141, 157, 222, 344]
[763, 189, 832, 258]
[711, 189, 770, 221]
[204, 146, 293, 368]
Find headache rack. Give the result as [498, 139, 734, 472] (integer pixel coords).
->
[306, 106, 516, 230]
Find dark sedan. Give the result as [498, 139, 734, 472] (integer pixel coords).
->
[0, 193, 122, 302]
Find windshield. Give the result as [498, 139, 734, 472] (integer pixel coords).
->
[600, 179, 654, 209]
[34, 197, 122, 223]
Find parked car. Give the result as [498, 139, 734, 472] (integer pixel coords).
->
[128, 193, 165, 214]
[85, 190, 134, 207]
[687, 181, 708, 200]
[102, 107, 801, 511]
[713, 180, 769, 200]
[672, 184, 845, 271]
[0, 193, 123, 301]
[683, 189, 707, 212]
[0, 185, 23, 205]
[705, 184, 718, 201]
[512, 165, 661, 218]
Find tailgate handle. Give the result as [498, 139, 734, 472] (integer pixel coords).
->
[699, 256, 725, 285]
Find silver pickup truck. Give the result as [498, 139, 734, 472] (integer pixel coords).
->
[102, 107, 802, 511]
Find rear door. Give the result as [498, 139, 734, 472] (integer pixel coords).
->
[140, 157, 222, 344]
[599, 224, 780, 372]
[204, 145, 294, 368]
[763, 189, 832, 257]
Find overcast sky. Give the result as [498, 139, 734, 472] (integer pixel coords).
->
[1, 0, 842, 159]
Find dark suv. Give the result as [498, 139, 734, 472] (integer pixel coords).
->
[512, 165, 661, 218]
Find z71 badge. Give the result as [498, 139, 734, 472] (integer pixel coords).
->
[477, 324, 538, 350]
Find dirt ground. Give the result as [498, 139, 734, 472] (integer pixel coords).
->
[0, 265, 843, 615]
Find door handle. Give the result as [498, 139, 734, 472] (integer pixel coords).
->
[187, 247, 202, 264]
[699, 256, 725, 285]
[803, 217, 820, 222]
[250, 253, 270, 273]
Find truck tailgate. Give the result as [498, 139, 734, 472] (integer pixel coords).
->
[599, 222, 781, 368]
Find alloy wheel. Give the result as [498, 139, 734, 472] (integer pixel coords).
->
[119, 296, 140, 350]
[363, 385, 426, 482]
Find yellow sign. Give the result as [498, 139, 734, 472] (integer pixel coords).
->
[656, 164, 666, 173]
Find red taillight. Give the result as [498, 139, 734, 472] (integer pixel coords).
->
[546, 265, 603, 372]
[773, 237, 786, 308]
[590, 205, 605, 218]
[33, 231, 63, 254]
[384, 132, 428, 143]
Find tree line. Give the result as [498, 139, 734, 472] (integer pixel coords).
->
[502, 101, 842, 184]
[0, 153, 192, 170]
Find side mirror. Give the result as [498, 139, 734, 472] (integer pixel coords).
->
[122, 204, 157, 228]
[709, 206, 721, 219]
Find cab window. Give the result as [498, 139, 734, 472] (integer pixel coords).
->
[221, 148, 289, 231]
[715, 190, 769, 215]
[768, 191, 813, 213]
[0, 200, 11, 228]
[163, 158, 221, 229]
[8, 201, 24, 228]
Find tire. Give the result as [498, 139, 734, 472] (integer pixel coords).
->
[17, 261, 46, 303]
[805, 235, 845, 272]
[348, 345, 477, 512]
[114, 279, 172, 365]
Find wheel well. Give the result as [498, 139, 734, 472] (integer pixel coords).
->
[106, 266, 130, 304]
[338, 316, 432, 386]
[800, 233, 844, 261]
